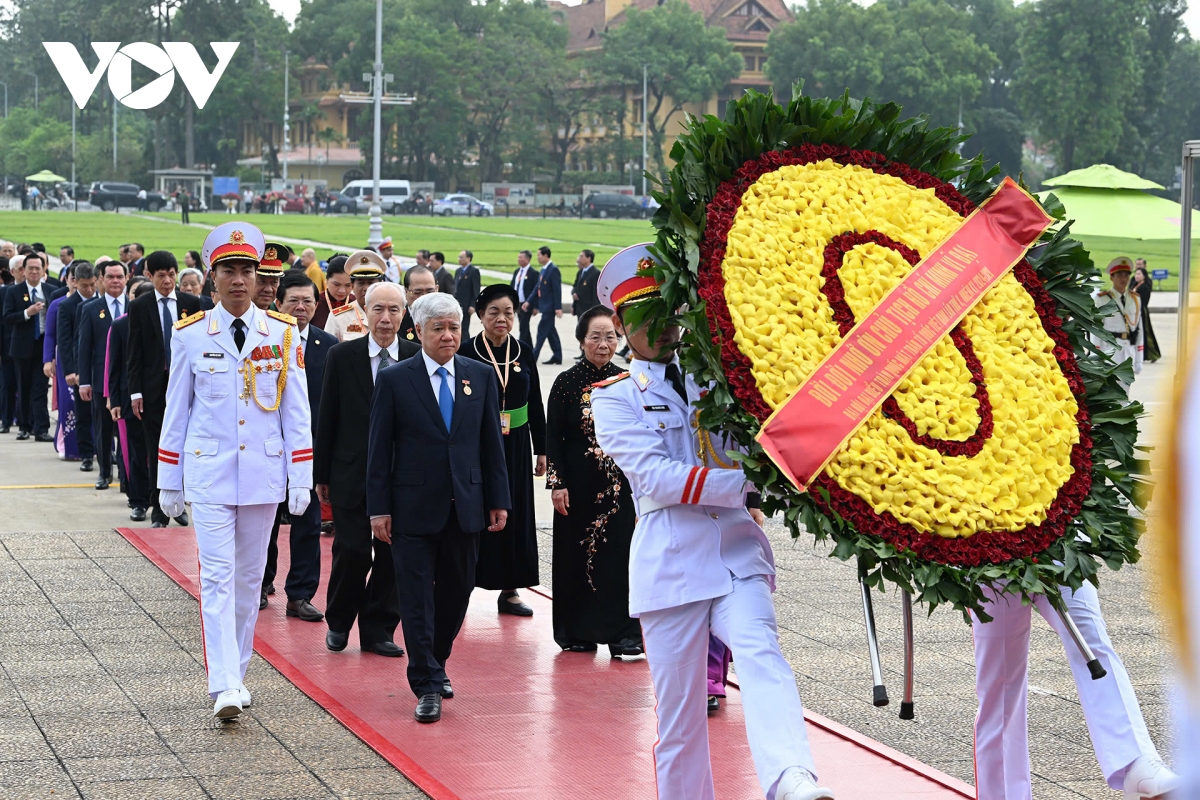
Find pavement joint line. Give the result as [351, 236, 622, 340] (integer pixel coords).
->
[0, 483, 99, 489]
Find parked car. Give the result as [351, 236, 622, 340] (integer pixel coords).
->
[333, 179, 412, 213]
[88, 182, 165, 212]
[584, 192, 643, 219]
[433, 194, 494, 217]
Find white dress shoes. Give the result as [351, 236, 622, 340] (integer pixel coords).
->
[1123, 754, 1180, 799]
[775, 766, 834, 800]
[212, 689, 242, 720]
[239, 687, 252, 708]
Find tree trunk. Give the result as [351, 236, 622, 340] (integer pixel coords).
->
[185, 102, 195, 169]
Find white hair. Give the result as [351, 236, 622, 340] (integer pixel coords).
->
[178, 267, 204, 285]
[411, 292, 462, 328]
[364, 281, 406, 308]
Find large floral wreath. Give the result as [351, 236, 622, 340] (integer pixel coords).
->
[631, 92, 1145, 618]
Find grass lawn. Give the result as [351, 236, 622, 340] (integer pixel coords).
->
[1072, 233, 1199, 294]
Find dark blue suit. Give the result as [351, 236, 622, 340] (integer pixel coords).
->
[2, 281, 51, 435]
[366, 353, 509, 696]
[64, 292, 100, 460]
[532, 261, 563, 362]
[105, 312, 149, 508]
[264, 324, 338, 604]
[0, 284, 18, 426]
[78, 294, 125, 477]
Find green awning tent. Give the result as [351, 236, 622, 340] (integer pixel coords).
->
[25, 170, 66, 183]
[1037, 164, 1196, 241]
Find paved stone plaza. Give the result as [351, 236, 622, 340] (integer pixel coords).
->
[0, 310, 1180, 799]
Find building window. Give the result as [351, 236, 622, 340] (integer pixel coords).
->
[732, 1, 767, 16]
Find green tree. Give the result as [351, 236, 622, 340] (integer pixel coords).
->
[1013, 0, 1147, 172]
[600, 0, 742, 176]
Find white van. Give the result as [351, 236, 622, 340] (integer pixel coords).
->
[333, 179, 412, 213]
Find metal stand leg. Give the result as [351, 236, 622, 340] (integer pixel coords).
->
[1052, 598, 1107, 680]
[900, 590, 915, 719]
[860, 578, 889, 706]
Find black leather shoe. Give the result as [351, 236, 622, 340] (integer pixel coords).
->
[414, 693, 441, 723]
[173, 511, 189, 526]
[365, 641, 404, 657]
[326, 630, 348, 651]
[259, 590, 268, 610]
[79, 457, 93, 472]
[609, 639, 644, 658]
[286, 599, 324, 622]
[441, 679, 454, 699]
[265, 583, 275, 595]
[129, 507, 147, 522]
[0, 424, 9, 434]
[34, 433, 53, 443]
[151, 520, 168, 528]
[95, 477, 110, 491]
[708, 696, 720, 714]
[563, 642, 597, 653]
[15, 431, 30, 440]
[542, 358, 563, 365]
[498, 591, 533, 617]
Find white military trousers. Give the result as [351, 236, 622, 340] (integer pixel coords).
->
[972, 581, 1158, 798]
[193, 502, 277, 699]
[639, 574, 817, 800]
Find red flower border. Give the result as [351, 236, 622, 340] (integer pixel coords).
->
[696, 144, 1094, 566]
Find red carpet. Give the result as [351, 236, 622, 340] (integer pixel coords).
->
[117, 526, 974, 800]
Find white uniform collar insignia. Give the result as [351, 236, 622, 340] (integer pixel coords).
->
[208, 313, 220, 335]
[256, 310, 269, 335]
[635, 371, 651, 391]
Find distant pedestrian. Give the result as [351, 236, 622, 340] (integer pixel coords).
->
[137, 187, 147, 211]
[1133, 260, 1161, 363]
[178, 190, 190, 224]
[452, 250, 480, 337]
[532, 246, 562, 364]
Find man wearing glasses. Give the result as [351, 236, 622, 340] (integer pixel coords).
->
[399, 265, 439, 343]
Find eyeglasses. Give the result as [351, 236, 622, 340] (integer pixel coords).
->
[584, 334, 619, 344]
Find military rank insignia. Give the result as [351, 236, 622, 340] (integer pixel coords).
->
[347, 324, 364, 333]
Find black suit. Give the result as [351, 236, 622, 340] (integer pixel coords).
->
[78, 294, 125, 478]
[105, 312, 149, 508]
[453, 264, 481, 336]
[126, 290, 202, 523]
[511, 265, 540, 343]
[398, 311, 418, 346]
[433, 266, 456, 297]
[366, 354, 509, 697]
[314, 335, 421, 646]
[264, 324, 338, 602]
[58, 291, 95, 459]
[572, 264, 600, 315]
[2, 281, 52, 435]
[0, 284, 16, 426]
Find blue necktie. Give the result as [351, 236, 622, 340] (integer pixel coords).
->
[436, 366, 454, 432]
[30, 287, 40, 337]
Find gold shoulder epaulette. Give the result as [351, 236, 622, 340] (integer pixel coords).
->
[332, 304, 355, 316]
[174, 310, 206, 330]
[592, 372, 631, 389]
[266, 309, 297, 325]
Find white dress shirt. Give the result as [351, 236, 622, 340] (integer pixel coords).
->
[421, 350, 455, 412]
[80, 292, 126, 392]
[25, 281, 47, 337]
[368, 335, 401, 382]
[513, 266, 529, 303]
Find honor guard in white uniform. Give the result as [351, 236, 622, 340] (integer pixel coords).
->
[379, 236, 405, 283]
[157, 221, 313, 720]
[323, 250, 384, 342]
[590, 244, 831, 800]
[1091, 257, 1144, 385]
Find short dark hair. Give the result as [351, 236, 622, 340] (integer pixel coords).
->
[326, 254, 349, 277]
[575, 305, 612, 341]
[431, 251, 445, 266]
[73, 262, 96, 281]
[518, 250, 532, 260]
[24, 252, 44, 267]
[417, 249, 431, 259]
[461, 249, 473, 261]
[580, 249, 595, 264]
[17, 244, 33, 255]
[145, 250, 178, 275]
[538, 245, 551, 258]
[100, 260, 127, 276]
[132, 243, 145, 256]
[403, 265, 435, 288]
[32, 242, 45, 253]
[61, 245, 74, 257]
[278, 271, 317, 303]
[131, 279, 155, 299]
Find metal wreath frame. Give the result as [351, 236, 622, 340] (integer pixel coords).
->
[1178, 140, 1200, 365]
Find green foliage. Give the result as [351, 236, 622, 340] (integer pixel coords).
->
[633, 89, 1145, 620]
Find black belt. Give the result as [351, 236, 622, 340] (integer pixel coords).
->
[1115, 332, 1129, 340]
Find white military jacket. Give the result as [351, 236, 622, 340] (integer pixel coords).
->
[158, 303, 313, 505]
[323, 299, 368, 342]
[592, 357, 775, 616]
[1090, 286, 1144, 376]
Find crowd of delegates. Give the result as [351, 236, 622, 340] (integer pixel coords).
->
[0, 232, 653, 704]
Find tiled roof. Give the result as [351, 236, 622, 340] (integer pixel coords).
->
[557, 0, 792, 52]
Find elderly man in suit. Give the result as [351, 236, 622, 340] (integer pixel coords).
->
[366, 291, 509, 723]
[316, 261, 420, 657]
[106, 280, 155, 521]
[2, 252, 54, 441]
[260, 272, 339, 620]
[78, 261, 128, 489]
[531, 245, 562, 364]
[511, 249, 539, 344]
[127, 251, 203, 527]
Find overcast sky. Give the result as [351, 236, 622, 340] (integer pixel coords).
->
[266, 0, 1199, 35]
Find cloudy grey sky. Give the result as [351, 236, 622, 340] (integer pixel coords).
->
[266, 0, 1198, 36]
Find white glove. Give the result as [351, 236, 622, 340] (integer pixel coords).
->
[160, 489, 186, 519]
[288, 487, 311, 516]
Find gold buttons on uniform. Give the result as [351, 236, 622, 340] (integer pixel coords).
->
[278, 449, 283, 455]
[239, 419, 245, 425]
[239, 444, 245, 451]
[194, 449, 201, 455]
[658, 422, 665, 429]
[710, 513, 719, 520]
[209, 366, 215, 373]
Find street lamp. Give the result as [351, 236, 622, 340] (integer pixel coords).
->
[25, 71, 36, 110]
[641, 64, 648, 198]
[282, 50, 290, 182]
[0, 82, 7, 118]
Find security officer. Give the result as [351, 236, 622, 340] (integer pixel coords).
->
[1091, 256, 1144, 386]
[254, 241, 289, 310]
[590, 244, 831, 800]
[157, 221, 313, 720]
[323, 250, 384, 341]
